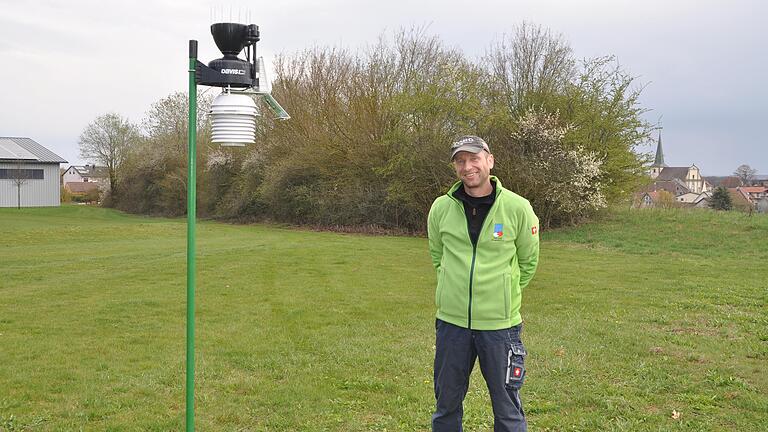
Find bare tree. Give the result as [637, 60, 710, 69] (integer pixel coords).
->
[733, 164, 757, 186]
[484, 22, 576, 115]
[79, 113, 140, 197]
[142, 92, 212, 156]
[10, 161, 30, 209]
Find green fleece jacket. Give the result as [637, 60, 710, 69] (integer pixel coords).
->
[427, 177, 540, 330]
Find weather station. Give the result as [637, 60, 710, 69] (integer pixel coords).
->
[186, 20, 289, 431]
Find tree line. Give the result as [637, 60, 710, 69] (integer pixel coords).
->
[80, 24, 654, 232]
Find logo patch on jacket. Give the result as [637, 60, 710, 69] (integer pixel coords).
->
[492, 223, 504, 240]
[531, 225, 538, 235]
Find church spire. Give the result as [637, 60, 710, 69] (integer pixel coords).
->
[653, 133, 666, 167]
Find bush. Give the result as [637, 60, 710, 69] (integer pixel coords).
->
[60, 187, 73, 203]
[104, 25, 651, 231]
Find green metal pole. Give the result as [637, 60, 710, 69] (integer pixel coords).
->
[186, 39, 198, 432]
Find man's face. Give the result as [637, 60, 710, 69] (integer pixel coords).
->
[452, 150, 494, 190]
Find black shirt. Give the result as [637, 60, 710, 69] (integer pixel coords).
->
[452, 181, 497, 246]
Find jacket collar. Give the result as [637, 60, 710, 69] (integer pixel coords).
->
[447, 176, 503, 200]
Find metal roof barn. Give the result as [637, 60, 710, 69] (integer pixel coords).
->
[0, 137, 67, 208]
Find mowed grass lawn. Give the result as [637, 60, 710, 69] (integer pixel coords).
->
[1, 205, 766, 431]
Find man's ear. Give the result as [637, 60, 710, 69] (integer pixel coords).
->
[488, 153, 495, 170]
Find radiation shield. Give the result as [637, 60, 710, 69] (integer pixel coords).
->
[209, 91, 259, 147]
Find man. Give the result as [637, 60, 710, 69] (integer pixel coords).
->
[427, 135, 540, 432]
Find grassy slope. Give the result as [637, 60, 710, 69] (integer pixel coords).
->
[0, 206, 765, 431]
[534, 209, 767, 430]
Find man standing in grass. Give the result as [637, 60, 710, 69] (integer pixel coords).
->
[427, 136, 540, 432]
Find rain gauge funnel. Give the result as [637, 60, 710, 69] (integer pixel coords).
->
[211, 22, 250, 56]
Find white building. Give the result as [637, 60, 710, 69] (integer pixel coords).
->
[675, 192, 700, 204]
[0, 137, 67, 207]
[62, 164, 109, 187]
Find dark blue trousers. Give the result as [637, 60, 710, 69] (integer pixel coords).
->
[432, 319, 527, 432]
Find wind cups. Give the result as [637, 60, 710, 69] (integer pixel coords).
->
[210, 90, 259, 146]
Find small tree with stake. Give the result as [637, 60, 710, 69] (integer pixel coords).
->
[709, 186, 733, 211]
[11, 161, 29, 209]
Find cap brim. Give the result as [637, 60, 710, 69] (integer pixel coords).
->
[451, 144, 485, 159]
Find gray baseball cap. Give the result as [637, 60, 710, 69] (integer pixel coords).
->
[450, 135, 490, 160]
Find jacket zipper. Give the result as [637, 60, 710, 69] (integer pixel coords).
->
[458, 199, 477, 329]
[468, 242, 477, 329]
[461, 204, 482, 330]
[450, 186, 497, 330]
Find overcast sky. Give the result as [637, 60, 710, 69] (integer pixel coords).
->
[1, 0, 765, 175]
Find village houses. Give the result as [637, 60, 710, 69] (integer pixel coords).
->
[637, 134, 768, 212]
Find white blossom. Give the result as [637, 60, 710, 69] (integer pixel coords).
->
[511, 107, 607, 222]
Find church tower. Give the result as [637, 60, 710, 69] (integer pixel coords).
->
[650, 133, 666, 179]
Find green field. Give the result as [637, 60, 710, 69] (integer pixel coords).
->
[1, 206, 766, 431]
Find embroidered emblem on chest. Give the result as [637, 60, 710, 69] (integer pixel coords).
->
[492, 223, 504, 240]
